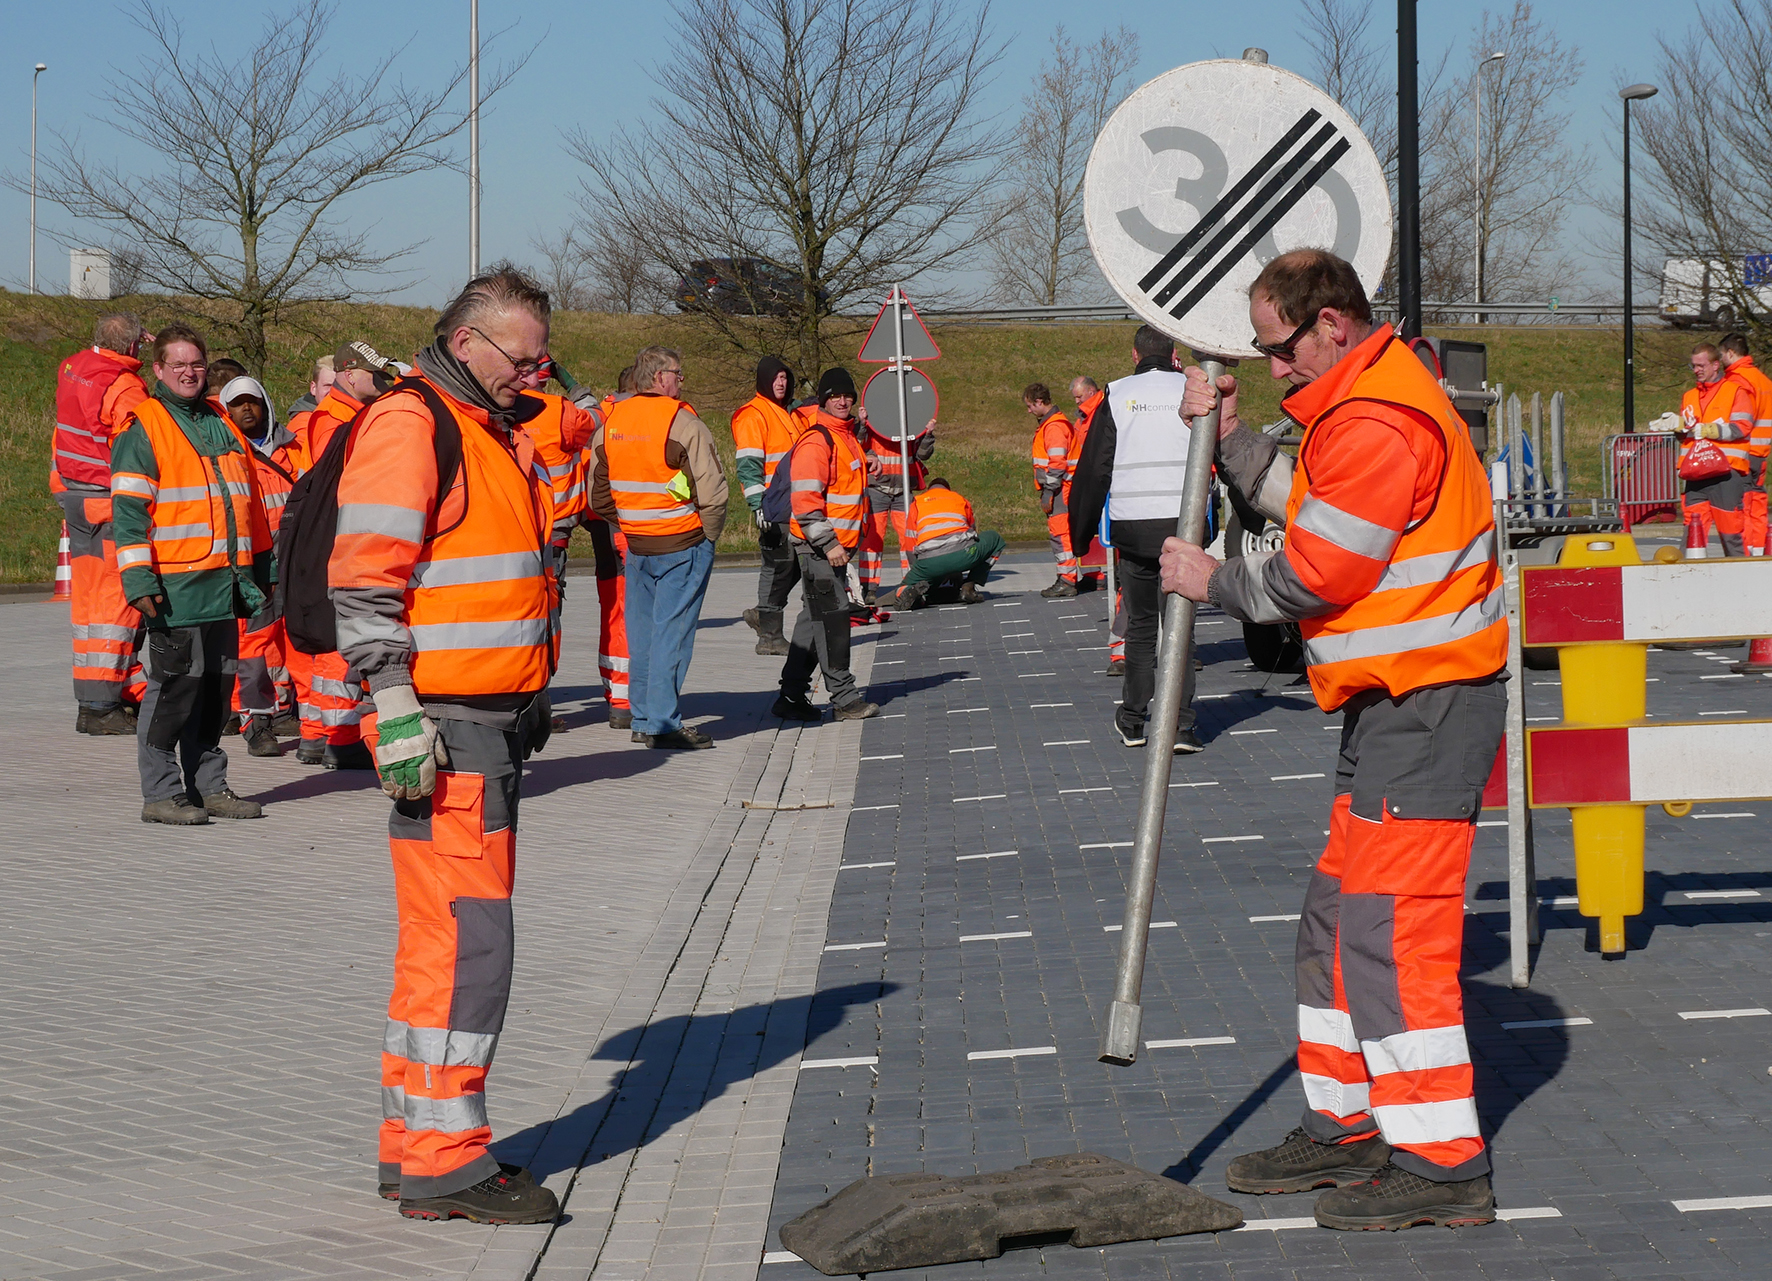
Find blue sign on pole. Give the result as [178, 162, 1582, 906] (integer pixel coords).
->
[1746, 253, 1772, 287]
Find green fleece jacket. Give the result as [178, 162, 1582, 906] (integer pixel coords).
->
[111, 383, 273, 628]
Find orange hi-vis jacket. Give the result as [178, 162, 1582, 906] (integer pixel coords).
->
[52, 347, 148, 492]
[1030, 410, 1075, 491]
[329, 376, 557, 698]
[602, 394, 705, 540]
[731, 393, 803, 504]
[247, 442, 300, 536]
[1069, 392, 1101, 470]
[860, 422, 929, 493]
[111, 399, 271, 579]
[787, 411, 868, 550]
[908, 485, 976, 557]
[1728, 357, 1772, 472]
[289, 386, 365, 472]
[526, 391, 597, 534]
[1679, 377, 1755, 475]
[1281, 328, 1507, 712]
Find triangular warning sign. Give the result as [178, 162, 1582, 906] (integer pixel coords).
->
[858, 288, 941, 363]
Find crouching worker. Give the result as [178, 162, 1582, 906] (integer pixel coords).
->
[878, 478, 1004, 609]
[329, 267, 561, 1224]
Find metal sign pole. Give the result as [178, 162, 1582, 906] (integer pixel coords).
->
[1501, 516, 1538, 987]
[893, 286, 913, 527]
[1100, 355, 1225, 1066]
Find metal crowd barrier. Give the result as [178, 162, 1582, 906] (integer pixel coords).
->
[1602, 433, 1679, 530]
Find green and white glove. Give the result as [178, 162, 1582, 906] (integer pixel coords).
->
[371, 683, 449, 801]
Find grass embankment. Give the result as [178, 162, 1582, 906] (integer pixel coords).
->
[0, 289, 1708, 581]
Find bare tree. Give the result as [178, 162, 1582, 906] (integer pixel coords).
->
[529, 229, 595, 312]
[1632, 0, 1772, 336]
[1424, 2, 1589, 305]
[582, 222, 672, 314]
[24, 0, 523, 373]
[569, 0, 1005, 376]
[982, 26, 1139, 306]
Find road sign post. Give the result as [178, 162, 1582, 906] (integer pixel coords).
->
[860, 287, 942, 539]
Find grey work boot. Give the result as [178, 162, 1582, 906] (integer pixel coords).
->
[78, 705, 137, 736]
[201, 790, 264, 820]
[1312, 1162, 1495, 1231]
[142, 796, 209, 825]
[1226, 1128, 1392, 1195]
[399, 1166, 559, 1224]
[753, 609, 791, 656]
[243, 715, 282, 757]
[833, 699, 880, 721]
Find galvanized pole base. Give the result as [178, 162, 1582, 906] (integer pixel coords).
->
[1100, 355, 1226, 1066]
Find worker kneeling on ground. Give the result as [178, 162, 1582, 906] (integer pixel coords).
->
[1162, 249, 1507, 1232]
[329, 266, 560, 1224]
[877, 478, 1004, 610]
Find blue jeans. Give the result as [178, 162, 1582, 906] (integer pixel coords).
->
[624, 540, 715, 735]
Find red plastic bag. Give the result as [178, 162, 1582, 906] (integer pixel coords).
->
[1680, 438, 1732, 481]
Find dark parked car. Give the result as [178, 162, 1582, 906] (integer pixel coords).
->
[674, 258, 825, 316]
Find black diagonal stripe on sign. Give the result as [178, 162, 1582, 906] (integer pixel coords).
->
[1151, 120, 1340, 307]
[1167, 137, 1352, 322]
[1137, 109, 1323, 295]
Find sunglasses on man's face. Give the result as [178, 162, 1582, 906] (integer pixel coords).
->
[1252, 314, 1319, 362]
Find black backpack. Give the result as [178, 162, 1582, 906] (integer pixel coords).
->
[278, 378, 462, 656]
[761, 424, 833, 526]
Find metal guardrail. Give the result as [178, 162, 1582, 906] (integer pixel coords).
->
[1602, 432, 1680, 530]
[913, 301, 1665, 325]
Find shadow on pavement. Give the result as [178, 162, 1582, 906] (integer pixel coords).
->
[495, 982, 899, 1180]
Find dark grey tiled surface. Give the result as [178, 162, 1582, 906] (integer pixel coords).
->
[767, 586, 1772, 1278]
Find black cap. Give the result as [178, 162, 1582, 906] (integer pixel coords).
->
[816, 366, 857, 404]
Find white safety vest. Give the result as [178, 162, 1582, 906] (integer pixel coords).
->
[1107, 369, 1193, 523]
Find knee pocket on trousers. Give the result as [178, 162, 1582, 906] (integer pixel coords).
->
[449, 897, 513, 1035]
[1350, 682, 1506, 822]
[432, 772, 485, 856]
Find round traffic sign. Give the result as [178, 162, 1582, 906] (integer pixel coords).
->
[860, 366, 939, 439]
[1083, 59, 1392, 357]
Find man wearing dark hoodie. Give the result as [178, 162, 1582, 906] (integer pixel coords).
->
[733, 355, 802, 655]
[1067, 324, 1204, 754]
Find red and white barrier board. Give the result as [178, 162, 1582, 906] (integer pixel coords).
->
[1529, 721, 1772, 807]
[1523, 560, 1772, 646]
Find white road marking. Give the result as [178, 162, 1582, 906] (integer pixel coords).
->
[1250, 914, 1302, 923]
[1691, 812, 1756, 819]
[1674, 1196, 1772, 1212]
[852, 804, 899, 812]
[967, 1046, 1057, 1061]
[1045, 739, 1091, 746]
[1477, 820, 1509, 827]
[948, 707, 989, 714]
[959, 930, 1032, 943]
[876, 642, 909, 647]
[763, 1249, 803, 1263]
[1231, 728, 1277, 735]
[1002, 632, 1036, 638]
[939, 654, 975, 660]
[956, 850, 1017, 861]
[1146, 1036, 1236, 1049]
[881, 713, 906, 718]
[1539, 896, 1579, 907]
[1030, 702, 1073, 708]
[1497, 1207, 1564, 1221]
[1059, 786, 1114, 794]
[1235, 1217, 1318, 1231]
[823, 941, 888, 952]
[1702, 673, 1745, 679]
[1699, 710, 1748, 715]
[1501, 1017, 1593, 1030]
[1066, 628, 1097, 633]
[1272, 773, 1325, 781]
[800, 1056, 879, 1070]
[1007, 649, 1046, 655]
[950, 745, 997, 753]
[1081, 841, 1133, 849]
[1018, 672, 1059, 677]
[1104, 921, 1176, 932]
[873, 659, 905, 665]
[1171, 781, 1220, 788]
[1677, 1008, 1770, 1020]
[1681, 889, 1760, 899]
[861, 754, 903, 761]
[954, 793, 1008, 802]
[840, 862, 896, 870]
[1204, 835, 1264, 844]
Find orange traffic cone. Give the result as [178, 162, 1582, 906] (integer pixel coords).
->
[51, 522, 72, 601]
[1735, 523, 1772, 671]
[1683, 512, 1709, 559]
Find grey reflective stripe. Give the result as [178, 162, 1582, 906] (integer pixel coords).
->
[262, 491, 290, 510]
[57, 421, 106, 442]
[56, 447, 105, 465]
[80, 651, 133, 672]
[112, 476, 156, 499]
[405, 1091, 489, 1134]
[77, 622, 138, 642]
[790, 479, 824, 492]
[1374, 529, 1497, 594]
[916, 533, 974, 556]
[544, 461, 575, 478]
[801, 518, 834, 540]
[310, 675, 365, 700]
[609, 479, 675, 494]
[1293, 495, 1400, 561]
[151, 523, 210, 542]
[614, 505, 696, 521]
[405, 1026, 500, 1068]
[1304, 584, 1504, 666]
[381, 1084, 407, 1121]
[742, 483, 766, 498]
[764, 450, 788, 462]
[385, 1018, 412, 1055]
[409, 550, 544, 590]
[336, 612, 409, 652]
[156, 484, 212, 503]
[735, 447, 765, 459]
[408, 618, 551, 650]
[337, 503, 427, 541]
[117, 546, 153, 568]
[1112, 459, 1189, 471]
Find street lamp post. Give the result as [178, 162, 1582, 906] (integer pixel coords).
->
[31, 62, 46, 295]
[1621, 83, 1658, 433]
[468, 0, 480, 278]
[1471, 50, 1505, 323]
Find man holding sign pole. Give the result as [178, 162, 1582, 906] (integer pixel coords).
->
[1162, 250, 1507, 1232]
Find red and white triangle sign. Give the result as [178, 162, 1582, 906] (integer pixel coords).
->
[858, 286, 941, 362]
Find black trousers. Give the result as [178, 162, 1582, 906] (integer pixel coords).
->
[756, 526, 800, 614]
[779, 552, 859, 708]
[1118, 551, 1196, 730]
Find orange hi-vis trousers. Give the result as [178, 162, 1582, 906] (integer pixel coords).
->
[233, 615, 289, 716]
[1293, 677, 1505, 1183]
[56, 490, 144, 709]
[1042, 483, 1079, 583]
[858, 504, 912, 591]
[285, 649, 366, 745]
[590, 518, 630, 709]
[380, 718, 521, 1199]
[1682, 473, 1747, 558]
[1745, 488, 1768, 555]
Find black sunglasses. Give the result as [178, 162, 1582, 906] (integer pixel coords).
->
[1252, 314, 1319, 361]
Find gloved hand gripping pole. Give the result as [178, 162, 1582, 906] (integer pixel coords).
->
[1099, 354, 1226, 1066]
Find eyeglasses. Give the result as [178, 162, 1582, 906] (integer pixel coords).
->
[161, 361, 207, 373]
[471, 327, 549, 377]
[1251, 314, 1319, 362]
[660, 367, 685, 379]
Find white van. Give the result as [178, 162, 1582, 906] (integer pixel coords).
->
[1659, 256, 1772, 329]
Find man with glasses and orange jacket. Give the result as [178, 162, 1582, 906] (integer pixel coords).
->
[1164, 249, 1506, 1232]
[329, 266, 561, 1226]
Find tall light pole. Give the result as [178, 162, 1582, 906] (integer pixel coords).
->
[1471, 50, 1505, 322]
[468, 0, 480, 278]
[1397, 1, 1421, 339]
[1621, 83, 1658, 433]
[30, 62, 46, 295]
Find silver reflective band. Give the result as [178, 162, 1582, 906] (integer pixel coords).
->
[1300, 1072, 1370, 1115]
[154, 485, 212, 503]
[1359, 1024, 1471, 1076]
[336, 613, 410, 652]
[337, 503, 428, 542]
[117, 547, 153, 568]
[112, 476, 156, 499]
[609, 479, 675, 494]
[1374, 529, 1497, 594]
[735, 447, 765, 460]
[405, 1026, 500, 1068]
[409, 550, 544, 590]
[1304, 585, 1505, 666]
[791, 479, 824, 493]
[76, 623, 138, 642]
[151, 523, 210, 542]
[405, 1090, 489, 1134]
[381, 1084, 407, 1120]
[408, 618, 551, 651]
[613, 505, 696, 521]
[1369, 1097, 1481, 1144]
[1293, 495, 1401, 561]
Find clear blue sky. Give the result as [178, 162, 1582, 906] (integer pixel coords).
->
[0, 0, 1694, 306]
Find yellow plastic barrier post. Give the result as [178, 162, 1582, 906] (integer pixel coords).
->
[1553, 535, 1648, 955]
